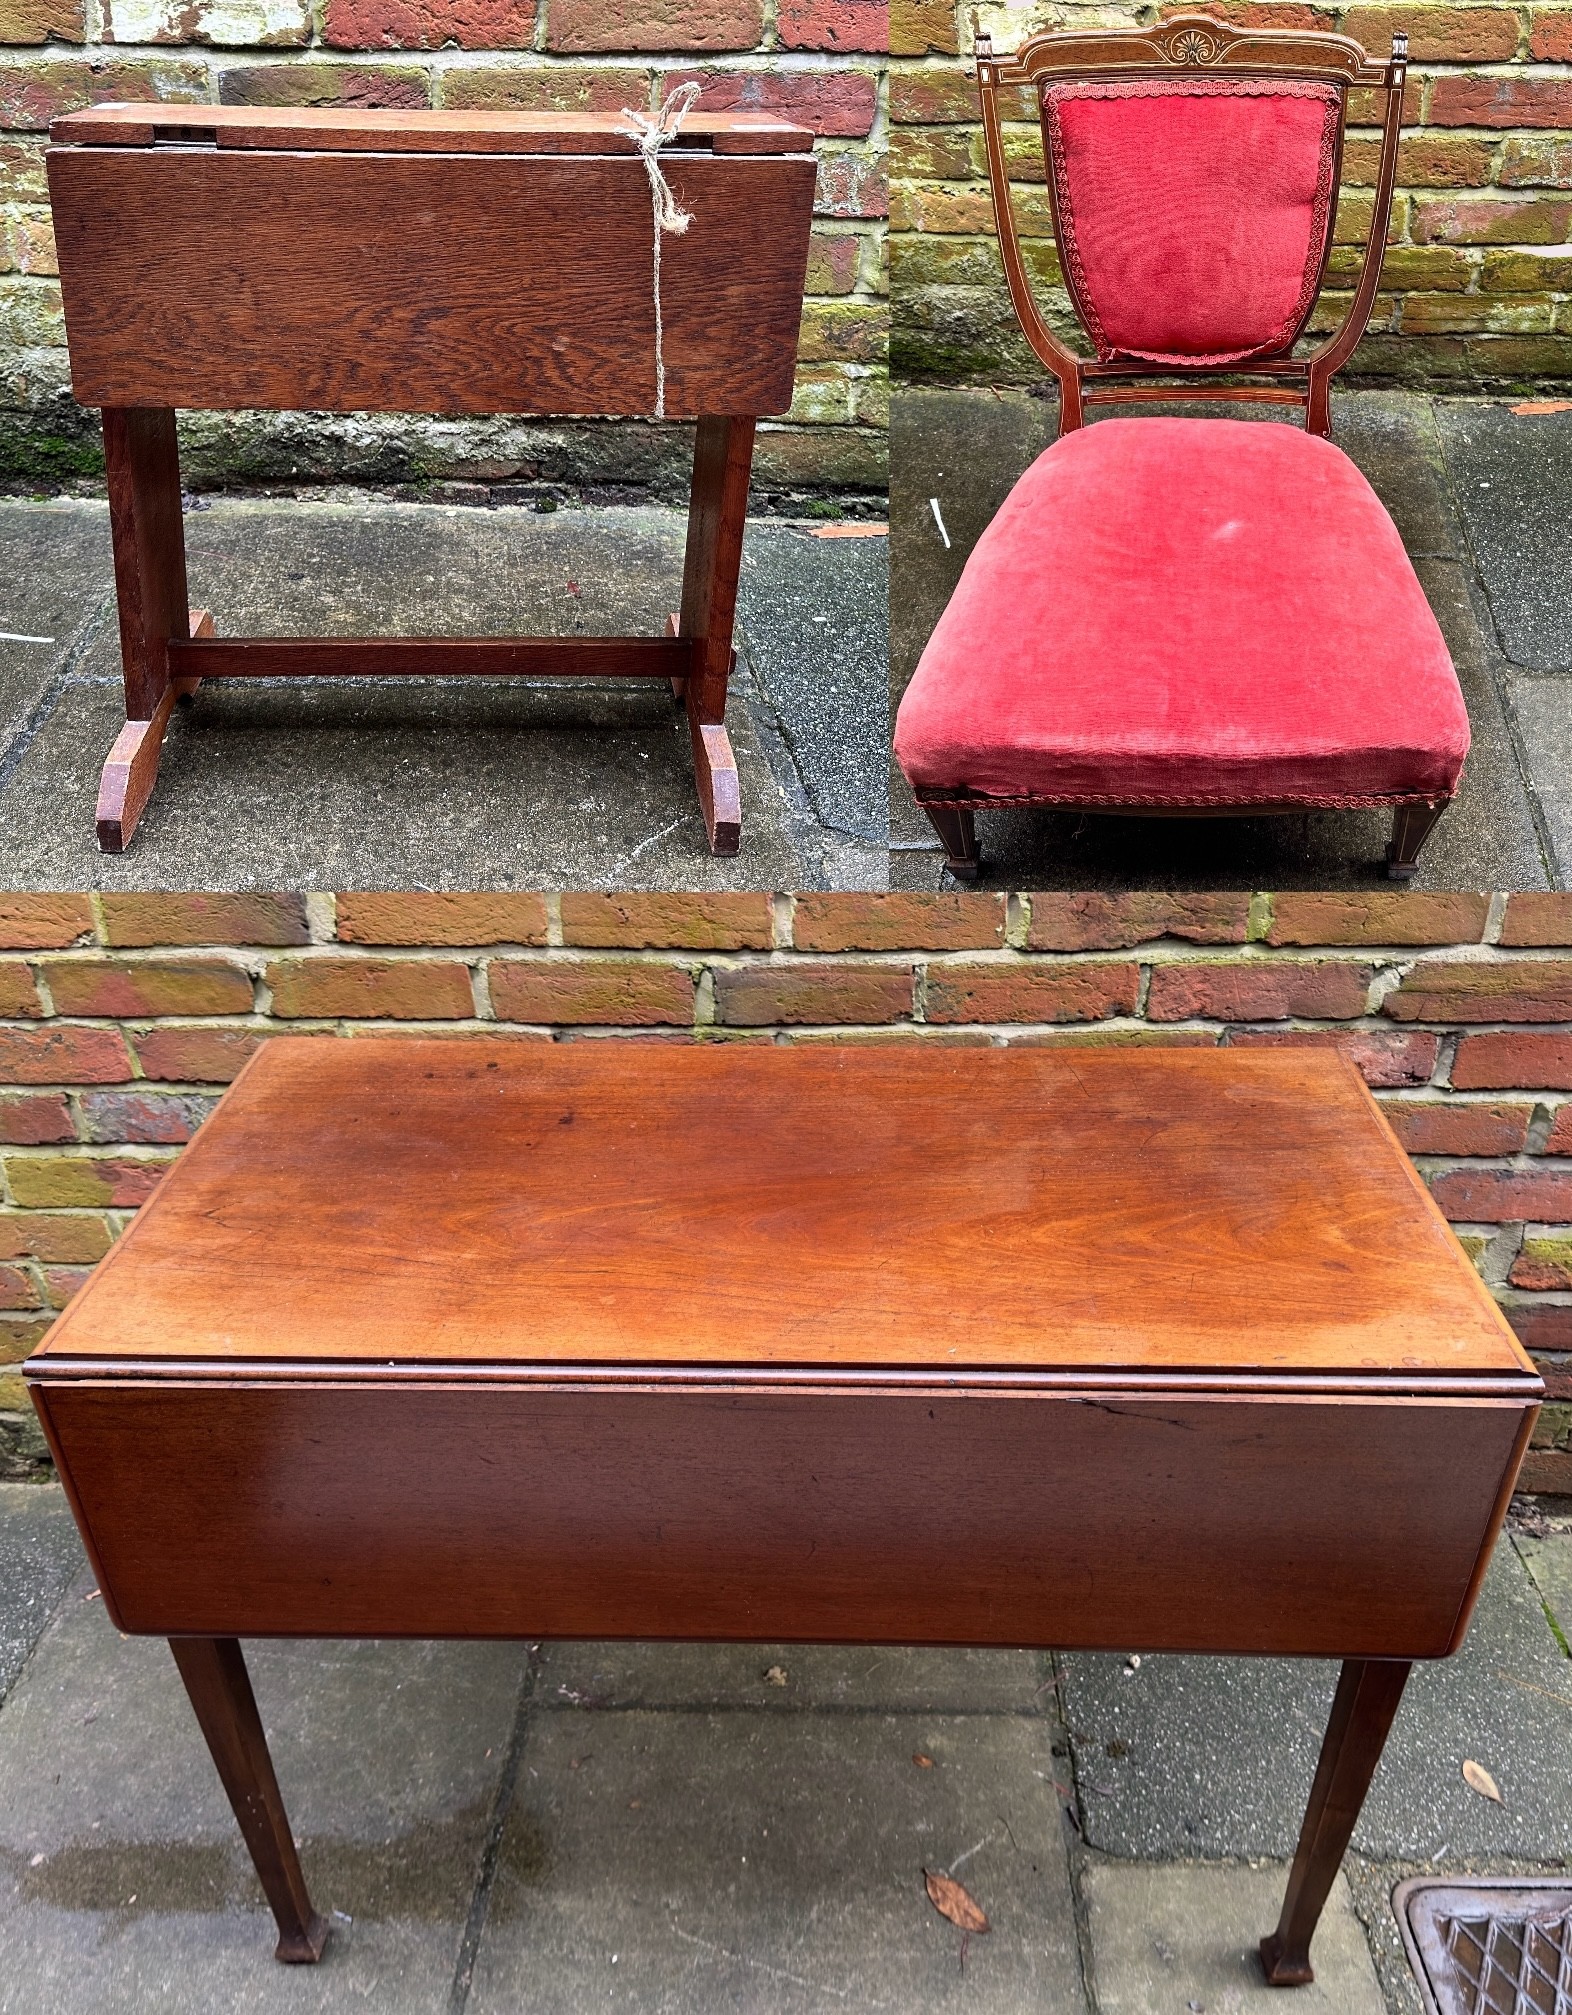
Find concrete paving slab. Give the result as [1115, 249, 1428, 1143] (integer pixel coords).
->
[537, 1641, 1053, 1714]
[1059, 1538, 1572, 1863]
[889, 388, 1552, 892]
[0, 499, 887, 890]
[1515, 1528, 1572, 1651]
[0, 1483, 82, 1709]
[0, 500, 112, 747]
[0, 1567, 523, 2011]
[1433, 401, 1572, 672]
[1504, 672, 1572, 889]
[1082, 1860, 1386, 2015]
[469, 1707, 1087, 2014]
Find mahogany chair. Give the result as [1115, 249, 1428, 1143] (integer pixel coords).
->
[893, 17, 1470, 882]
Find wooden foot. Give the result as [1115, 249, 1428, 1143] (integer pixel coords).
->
[168, 1637, 330, 1965]
[686, 686, 741, 855]
[96, 610, 211, 852]
[1386, 801, 1446, 881]
[924, 804, 980, 881]
[1260, 1659, 1410, 1987]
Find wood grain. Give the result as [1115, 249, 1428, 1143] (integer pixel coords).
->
[48, 146, 815, 417]
[34, 1044, 1532, 1377]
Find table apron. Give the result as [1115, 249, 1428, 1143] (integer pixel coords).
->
[33, 1379, 1534, 1658]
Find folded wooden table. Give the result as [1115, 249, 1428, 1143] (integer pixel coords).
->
[46, 104, 817, 854]
[27, 1043, 1540, 1984]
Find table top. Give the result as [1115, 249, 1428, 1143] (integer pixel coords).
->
[50, 104, 816, 157]
[33, 1042, 1532, 1386]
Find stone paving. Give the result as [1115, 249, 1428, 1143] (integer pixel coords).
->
[891, 390, 1572, 893]
[0, 1480, 1566, 2014]
[0, 501, 889, 893]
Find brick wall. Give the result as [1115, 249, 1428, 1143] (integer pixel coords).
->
[1, 887, 1568, 1489]
[0, 3, 887, 494]
[892, 0, 1572, 388]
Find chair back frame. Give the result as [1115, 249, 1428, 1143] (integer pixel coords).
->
[976, 13, 1407, 435]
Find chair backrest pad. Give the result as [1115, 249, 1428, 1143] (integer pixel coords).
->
[1043, 76, 1341, 366]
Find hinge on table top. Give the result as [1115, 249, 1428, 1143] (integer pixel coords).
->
[151, 125, 218, 148]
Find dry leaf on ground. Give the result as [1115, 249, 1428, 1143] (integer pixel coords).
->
[924, 1869, 990, 1934]
[762, 1665, 788, 1687]
[913, 1753, 935, 1769]
[1462, 1758, 1503, 1803]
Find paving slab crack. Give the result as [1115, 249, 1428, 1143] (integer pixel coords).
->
[446, 1643, 540, 2015]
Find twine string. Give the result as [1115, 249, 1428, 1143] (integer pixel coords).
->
[619, 80, 702, 418]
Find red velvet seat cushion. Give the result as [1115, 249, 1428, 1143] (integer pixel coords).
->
[1044, 78, 1341, 365]
[894, 418, 1469, 809]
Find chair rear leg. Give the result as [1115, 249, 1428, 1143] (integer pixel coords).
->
[1386, 801, 1446, 881]
[924, 805, 980, 881]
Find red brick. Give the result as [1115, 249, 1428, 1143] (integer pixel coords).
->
[1546, 1104, 1572, 1154]
[100, 893, 309, 947]
[814, 147, 887, 219]
[1147, 960, 1372, 1022]
[490, 958, 695, 1026]
[218, 60, 430, 105]
[1413, 192, 1572, 245]
[42, 956, 254, 1018]
[1027, 892, 1252, 952]
[0, 1026, 133, 1084]
[1510, 1259, 1572, 1291]
[0, 962, 44, 1018]
[1386, 959, 1572, 1023]
[891, 70, 1018, 123]
[1529, 7, 1572, 58]
[39, 1263, 92, 1309]
[1225, 1026, 1441, 1086]
[0, 1264, 40, 1311]
[440, 65, 647, 112]
[709, 961, 914, 1026]
[560, 893, 772, 950]
[1499, 893, 1572, 946]
[323, 0, 533, 45]
[1378, 1098, 1533, 1155]
[0, 1212, 114, 1262]
[1340, 5, 1520, 59]
[0, 1093, 72, 1145]
[3, 1153, 171, 1208]
[1427, 1165, 1572, 1222]
[0, 895, 93, 949]
[661, 66, 877, 137]
[266, 957, 473, 1019]
[1452, 1032, 1572, 1089]
[923, 962, 1140, 1025]
[1510, 1301, 1572, 1356]
[76, 1089, 216, 1144]
[1265, 891, 1490, 946]
[1428, 75, 1572, 130]
[1518, 1449, 1572, 1493]
[776, 0, 883, 49]
[131, 1025, 268, 1082]
[806, 227, 862, 293]
[0, 58, 209, 129]
[337, 893, 549, 947]
[547, 0, 763, 51]
[793, 893, 1005, 953]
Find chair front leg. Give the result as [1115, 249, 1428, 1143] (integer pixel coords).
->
[924, 804, 980, 880]
[1386, 801, 1446, 880]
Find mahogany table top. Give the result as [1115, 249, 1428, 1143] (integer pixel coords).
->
[35, 1042, 1531, 1385]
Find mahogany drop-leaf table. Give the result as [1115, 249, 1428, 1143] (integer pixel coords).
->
[26, 1043, 1541, 1983]
[45, 104, 817, 854]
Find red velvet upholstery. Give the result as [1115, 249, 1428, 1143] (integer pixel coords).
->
[1044, 79, 1341, 365]
[894, 418, 1469, 809]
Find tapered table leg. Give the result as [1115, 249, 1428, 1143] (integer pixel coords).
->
[1260, 1658, 1410, 1986]
[169, 1637, 330, 1963]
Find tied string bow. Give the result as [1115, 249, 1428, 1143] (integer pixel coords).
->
[619, 80, 703, 418]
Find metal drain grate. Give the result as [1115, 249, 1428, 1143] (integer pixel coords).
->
[1396, 1879, 1572, 2015]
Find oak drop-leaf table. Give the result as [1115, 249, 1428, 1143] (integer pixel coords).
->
[45, 103, 817, 854]
[26, 1043, 1541, 1983]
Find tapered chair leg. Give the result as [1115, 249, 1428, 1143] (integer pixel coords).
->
[677, 415, 754, 856]
[1386, 801, 1446, 881]
[169, 1637, 330, 1963]
[1260, 1658, 1410, 1986]
[924, 804, 980, 880]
